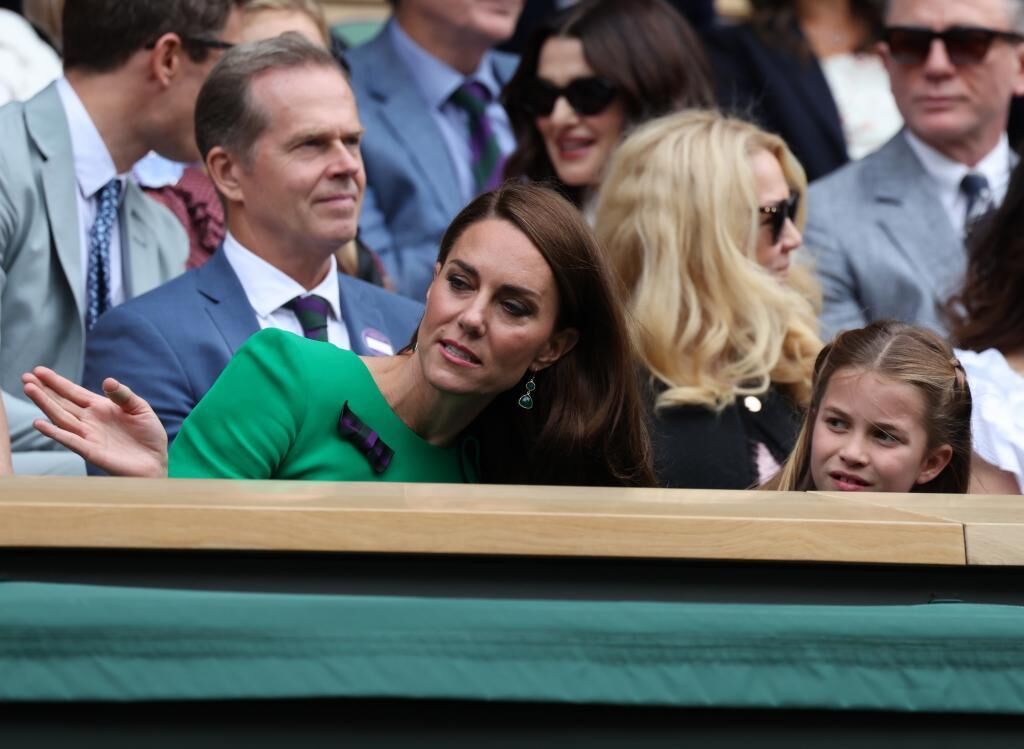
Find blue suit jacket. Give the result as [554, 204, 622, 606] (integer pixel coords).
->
[347, 23, 518, 301]
[82, 249, 423, 448]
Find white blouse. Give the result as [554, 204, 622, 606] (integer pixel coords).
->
[957, 348, 1024, 492]
[819, 53, 903, 160]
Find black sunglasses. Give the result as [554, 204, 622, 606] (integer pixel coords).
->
[883, 25, 1024, 66]
[759, 192, 800, 244]
[521, 76, 616, 117]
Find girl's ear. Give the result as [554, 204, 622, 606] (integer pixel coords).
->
[915, 443, 954, 486]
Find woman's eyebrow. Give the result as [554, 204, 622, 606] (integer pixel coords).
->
[450, 259, 541, 299]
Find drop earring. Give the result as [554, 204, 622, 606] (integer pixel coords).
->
[518, 375, 536, 410]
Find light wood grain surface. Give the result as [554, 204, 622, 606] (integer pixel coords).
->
[0, 478, 967, 565]
[815, 492, 1024, 566]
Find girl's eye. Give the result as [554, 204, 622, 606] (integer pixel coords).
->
[824, 417, 846, 430]
[874, 430, 900, 445]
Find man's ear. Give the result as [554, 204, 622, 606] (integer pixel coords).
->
[915, 443, 954, 486]
[877, 40, 894, 76]
[206, 146, 244, 204]
[148, 33, 184, 88]
[530, 327, 579, 373]
[1012, 42, 1024, 96]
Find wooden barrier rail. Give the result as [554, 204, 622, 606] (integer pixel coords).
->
[3, 477, 1017, 566]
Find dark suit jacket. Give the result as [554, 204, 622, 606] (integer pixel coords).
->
[82, 249, 423, 449]
[703, 22, 848, 182]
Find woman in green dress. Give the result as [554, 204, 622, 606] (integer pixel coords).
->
[23, 184, 655, 487]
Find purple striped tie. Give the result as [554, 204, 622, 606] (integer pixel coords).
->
[449, 80, 504, 194]
[284, 294, 330, 342]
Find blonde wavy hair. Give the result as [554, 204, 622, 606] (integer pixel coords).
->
[594, 109, 821, 411]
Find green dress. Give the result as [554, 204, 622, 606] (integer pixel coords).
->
[169, 329, 471, 482]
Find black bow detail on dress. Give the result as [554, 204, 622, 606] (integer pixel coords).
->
[337, 401, 394, 475]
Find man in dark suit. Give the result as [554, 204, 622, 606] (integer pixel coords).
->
[347, 0, 522, 300]
[83, 35, 423, 450]
[805, 0, 1024, 337]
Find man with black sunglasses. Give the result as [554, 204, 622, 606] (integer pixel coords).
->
[0, 0, 243, 474]
[805, 0, 1024, 339]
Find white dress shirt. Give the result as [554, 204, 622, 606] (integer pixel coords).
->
[904, 130, 1012, 237]
[221, 232, 351, 349]
[389, 20, 515, 204]
[56, 76, 126, 307]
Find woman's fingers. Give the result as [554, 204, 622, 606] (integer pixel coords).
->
[30, 366, 97, 409]
[32, 418, 99, 463]
[102, 378, 156, 418]
[23, 382, 86, 436]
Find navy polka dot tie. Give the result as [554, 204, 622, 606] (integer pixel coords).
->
[86, 179, 122, 331]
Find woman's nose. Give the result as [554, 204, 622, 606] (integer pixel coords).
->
[780, 218, 802, 254]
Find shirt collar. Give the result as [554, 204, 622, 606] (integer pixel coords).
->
[388, 18, 502, 108]
[904, 129, 1011, 198]
[55, 76, 124, 202]
[221, 232, 342, 322]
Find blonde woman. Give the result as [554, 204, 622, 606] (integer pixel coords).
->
[595, 109, 821, 488]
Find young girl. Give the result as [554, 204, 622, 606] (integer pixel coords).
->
[770, 320, 972, 493]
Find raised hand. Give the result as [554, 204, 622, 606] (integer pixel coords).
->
[22, 367, 169, 477]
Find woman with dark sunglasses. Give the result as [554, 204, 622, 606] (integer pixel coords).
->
[595, 109, 822, 490]
[704, 0, 901, 182]
[501, 0, 714, 214]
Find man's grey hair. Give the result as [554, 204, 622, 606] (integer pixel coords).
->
[195, 33, 344, 163]
[883, 0, 1024, 34]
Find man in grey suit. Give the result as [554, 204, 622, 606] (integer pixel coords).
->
[0, 0, 242, 473]
[348, 0, 522, 300]
[82, 36, 423, 455]
[806, 0, 1024, 338]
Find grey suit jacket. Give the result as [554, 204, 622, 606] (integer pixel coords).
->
[806, 130, 989, 339]
[0, 82, 187, 450]
[348, 23, 518, 301]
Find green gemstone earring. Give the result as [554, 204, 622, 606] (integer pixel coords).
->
[517, 375, 536, 410]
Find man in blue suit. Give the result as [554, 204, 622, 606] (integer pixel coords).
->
[348, 0, 522, 300]
[83, 36, 423, 448]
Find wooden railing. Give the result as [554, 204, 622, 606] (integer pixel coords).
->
[1, 477, 1020, 565]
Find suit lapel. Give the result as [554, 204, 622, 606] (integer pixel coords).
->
[26, 86, 85, 319]
[364, 31, 463, 219]
[121, 185, 158, 298]
[195, 249, 261, 355]
[337, 274, 400, 356]
[870, 133, 964, 299]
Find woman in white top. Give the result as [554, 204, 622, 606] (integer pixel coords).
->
[704, 0, 901, 182]
[950, 161, 1024, 495]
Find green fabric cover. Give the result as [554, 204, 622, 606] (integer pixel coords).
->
[3, 581, 1024, 713]
[170, 329, 470, 482]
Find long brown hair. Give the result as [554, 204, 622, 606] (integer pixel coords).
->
[502, 0, 714, 206]
[949, 160, 1024, 354]
[771, 321, 972, 493]
[410, 183, 655, 487]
